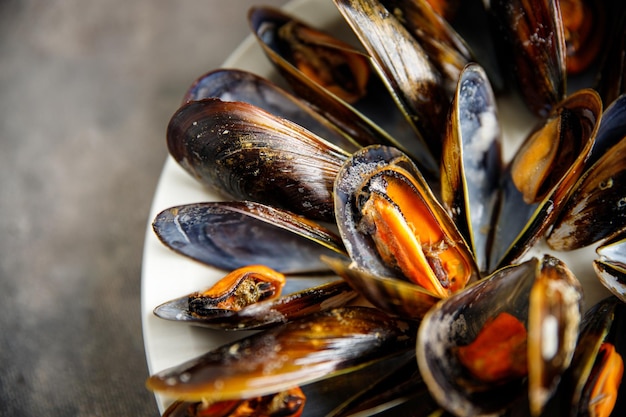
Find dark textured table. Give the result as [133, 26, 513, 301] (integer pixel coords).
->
[0, 1, 286, 415]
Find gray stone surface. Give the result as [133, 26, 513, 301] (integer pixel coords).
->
[0, 1, 286, 415]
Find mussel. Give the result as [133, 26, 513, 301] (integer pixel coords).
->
[152, 201, 347, 274]
[153, 265, 357, 330]
[331, 145, 478, 317]
[594, 235, 626, 304]
[417, 255, 583, 416]
[147, 307, 419, 402]
[166, 98, 349, 222]
[561, 296, 626, 417]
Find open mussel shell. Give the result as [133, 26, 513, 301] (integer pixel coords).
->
[417, 255, 583, 417]
[166, 98, 349, 222]
[248, 5, 438, 179]
[490, 88, 602, 271]
[182, 68, 358, 152]
[146, 306, 419, 403]
[561, 296, 626, 417]
[152, 201, 347, 274]
[485, 0, 566, 117]
[334, 145, 478, 300]
[333, 0, 450, 163]
[547, 94, 626, 251]
[441, 62, 502, 273]
[154, 277, 357, 331]
[593, 235, 626, 303]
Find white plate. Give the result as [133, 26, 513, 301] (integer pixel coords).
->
[141, 0, 610, 413]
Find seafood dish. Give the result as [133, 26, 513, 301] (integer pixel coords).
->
[142, 0, 626, 415]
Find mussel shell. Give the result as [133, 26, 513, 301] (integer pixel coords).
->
[561, 296, 626, 417]
[182, 68, 358, 152]
[146, 306, 419, 402]
[490, 88, 602, 271]
[248, 5, 438, 179]
[417, 255, 583, 417]
[379, 0, 474, 96]
[333, 0, 450, 164]
[547, 94, 626, 251]
[334, 145, 478, 292]
[322, 256, 439, 320]
[154, 279, 357, 331]
[485, 0, 566, 117]
[166, 98, 349, 222]
[441, 62, 502, 273]
[152, 201, 347, 274]
[594, 235, 626, 303]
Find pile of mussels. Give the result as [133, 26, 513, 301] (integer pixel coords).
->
[146, 0, 626, 416]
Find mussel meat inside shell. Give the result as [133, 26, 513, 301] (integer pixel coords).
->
[417, 255, 583, 417]
[335, 145, 478, 300]
[154, 275, 357, 331]
[186, 265, 285, 314]
[562, 296, 626, 417]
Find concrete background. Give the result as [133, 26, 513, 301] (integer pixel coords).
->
[0, 1, 287, 415]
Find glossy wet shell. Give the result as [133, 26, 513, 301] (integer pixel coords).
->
[166, 98, 349, 222]
[441, 62, 502, 273]
[182, 68, 359, 152]
[490, 89, 602, 271]
[154, 279, 357, 331]
[486, 0, 566, 116]
[547, 94, 626, 251]
[333, 0, 450, 163]
[152, 201, 347, 274]
[146, 307, 419, 402]
[562, 296, 626, 417]
[249, 5, 439, 178]
[417, 255, 582, 417]
[334, 145, 478, 296]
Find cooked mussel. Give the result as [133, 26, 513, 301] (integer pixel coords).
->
[249, 5, 439, 179]
[335, 145, 478, 298]
[153, 266, 357, 331]
[560, 0, 606, 75]
[152, 201, 347, 274]
[417, 255, 583, 417]
[249, 6, 370, 105]
[146, 307, 419, 403]
[490, 88, 602, 270]
[561, 296, 626, 417]
[333, 0, 452, 162]
[166, 98, 349, 222]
